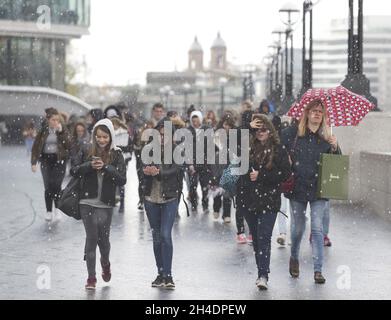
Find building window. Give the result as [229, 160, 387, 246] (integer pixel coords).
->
[0, 0, 90, 27]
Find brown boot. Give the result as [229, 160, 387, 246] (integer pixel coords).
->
[314, 272, 326, 284]
[289, 257, 300, 278]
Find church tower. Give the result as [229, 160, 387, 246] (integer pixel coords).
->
[210, 32, 227, 70]
[188, 36, 204, 72]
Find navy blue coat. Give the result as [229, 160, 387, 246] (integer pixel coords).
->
[281, 126, 342, 202]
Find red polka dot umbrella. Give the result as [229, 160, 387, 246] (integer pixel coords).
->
[287, 86, 375, 127]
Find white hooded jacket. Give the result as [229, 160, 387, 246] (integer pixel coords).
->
[92, 118, 121, 152]
[190, 110, 204, 136]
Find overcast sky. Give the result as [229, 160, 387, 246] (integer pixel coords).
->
[70, 0, 390, 86]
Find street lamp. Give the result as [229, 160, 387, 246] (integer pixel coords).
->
[341, 0, 378, 110]
[262, 56, 271, 100]
[272, 25, 285, 90]
[279, 1, 300, 114]
[159, 86, 171, 106]
[268, 42, 282, 107]
[183, 83, 191, 111]
[243, 64, 256, 102]
[168, 90, 175, 110]
[195, 80, 206, 108]
[263, 55, 274, 101]
[219, 77, 228, 117]
[299, 0, 320, 98]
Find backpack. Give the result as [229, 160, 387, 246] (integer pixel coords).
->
[219, 163, 240, 197]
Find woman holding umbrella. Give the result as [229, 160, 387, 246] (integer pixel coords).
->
[282, 98, 341, 284]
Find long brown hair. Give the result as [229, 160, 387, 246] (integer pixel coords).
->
[249, 114, 280, 170]
[72, 121, 87, 141]
[298, 99, 331, 140]
[89, 125, 114, 164]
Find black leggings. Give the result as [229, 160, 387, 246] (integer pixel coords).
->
[80, 205, 113, 278]
[40, 154, 66, 212]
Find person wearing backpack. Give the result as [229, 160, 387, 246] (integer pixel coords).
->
[237, 114, 291, 290]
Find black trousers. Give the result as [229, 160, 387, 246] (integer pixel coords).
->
[213, 195, 232, 218]
[135, 150, 144, 204]
[189, 168, 209, 210]
[40, 154, 66, 212]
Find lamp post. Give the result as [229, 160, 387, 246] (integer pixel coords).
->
[168, 90, 175, 110]
[183, 82, 191, 111]
[219, 77, 228, 117]
[299, 0, 320, 98]
[341, 0, 378, 110]
[243, 64, 256, 102]
[272, 25, 285, 94]
[160, 85, 171, 107]
[279, 2, 300, 114]
[268, 42, 282, 108]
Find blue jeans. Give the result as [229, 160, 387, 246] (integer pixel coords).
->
[145, 199, 178, 277]
[290, 199, 328, 273]
[323, 200, 330, 236]
[240, 206, 277, 280]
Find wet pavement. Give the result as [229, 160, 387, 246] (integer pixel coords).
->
[0, 146, 391, 300]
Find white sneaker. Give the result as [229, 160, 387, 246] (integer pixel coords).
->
[277, 234, 286, 246]
[213, 212, 219, 219]
[223, 216, 231, 223]
[256, 277, 268, 290]
[45, 211, 53, 222]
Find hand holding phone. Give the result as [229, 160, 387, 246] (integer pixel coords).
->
[91, 156, 104, 170]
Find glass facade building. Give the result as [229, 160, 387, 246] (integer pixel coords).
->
[0, 0, 90, 90]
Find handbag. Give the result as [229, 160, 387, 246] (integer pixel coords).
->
[280, 135, 298, 194]
[58, 177, 81, 220]
[317, 153, 349, 200]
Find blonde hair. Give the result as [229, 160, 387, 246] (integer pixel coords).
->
[298, 99, 331, 141]
[110, 117, 128, 130]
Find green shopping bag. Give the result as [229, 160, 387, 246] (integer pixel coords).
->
[317, 153, 350, 200]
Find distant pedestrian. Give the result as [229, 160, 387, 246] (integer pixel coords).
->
[134, 120, 155, 211]
[204, 110, 218, 128]
[111, 117, 133, 213]
[71, 119, 126, 290]
[31, 108, 71, 222]
[151, 103, 165, 127]
[86, 108, 104, 135]
[23, 120, 37, 156]
[70, 121, 90, 167]
[188, 111, 210, 213]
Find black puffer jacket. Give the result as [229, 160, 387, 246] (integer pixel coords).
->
[236, 144, 291, 213]
[70, 147, 127, 207]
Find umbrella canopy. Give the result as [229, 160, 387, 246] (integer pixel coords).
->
[287, 86, 375, 127]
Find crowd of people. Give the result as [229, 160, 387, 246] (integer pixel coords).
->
[28, 97, 340, 291]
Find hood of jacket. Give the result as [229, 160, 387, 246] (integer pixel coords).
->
[93, 119, 121, 151]
[190, 111, 203, 128]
